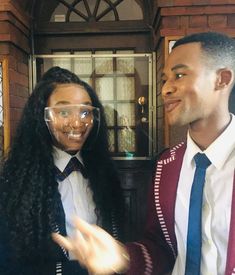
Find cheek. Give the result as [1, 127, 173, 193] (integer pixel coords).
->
[51, 118, 71, 131]
[183, 80, 202, 103]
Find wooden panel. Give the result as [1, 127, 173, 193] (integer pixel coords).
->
[115, 160, 153, 241]
[1, 57, 10, 155]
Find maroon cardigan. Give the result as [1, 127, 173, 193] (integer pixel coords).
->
[126, 142, 235, 275]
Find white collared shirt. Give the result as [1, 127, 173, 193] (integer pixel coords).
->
[172, 114, 235, 275]
[53, 147, 97, 258]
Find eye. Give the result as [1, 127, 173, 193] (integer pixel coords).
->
[161, 78, 167, 85]
[58, 109, 70, 118]
[80, 109, 91, 119]
[176, 73, 184, 79]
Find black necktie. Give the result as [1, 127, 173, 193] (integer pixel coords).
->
[55, 157, 88, 181]
[185, 153, 211, 275]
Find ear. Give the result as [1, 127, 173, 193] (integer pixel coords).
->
[215, 68, 234, 90]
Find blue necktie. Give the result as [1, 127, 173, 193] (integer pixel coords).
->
[185, 153, 211, 275]
[55, 157, 88, 181]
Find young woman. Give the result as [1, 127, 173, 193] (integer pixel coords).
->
[0, 66, 124, 275]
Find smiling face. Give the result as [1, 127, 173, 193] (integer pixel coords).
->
[46, 83, 93, 153]
[161, 42, 220, 128]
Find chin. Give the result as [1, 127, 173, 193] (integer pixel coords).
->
[65, 144, 83, 152]
[65, 149, 80, 155]
[55, 142, 83, 153]
[167, 116, 188, 127]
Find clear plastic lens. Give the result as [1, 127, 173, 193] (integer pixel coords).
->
[45, 105, 97, 124]
[44, 104, 100, 151]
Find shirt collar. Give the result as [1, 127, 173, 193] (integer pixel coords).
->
[53, 146, 83, 172]
[186, 113, 235, 170]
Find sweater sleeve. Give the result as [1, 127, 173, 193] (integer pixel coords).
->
[125, 176, 175, 275]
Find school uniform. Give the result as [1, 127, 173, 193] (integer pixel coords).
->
[126, 114, 235, 275]
[0, 147, 121, 275]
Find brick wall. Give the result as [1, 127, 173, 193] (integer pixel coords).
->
[153, 0, 235, 47]
[0, 0, 30, 140]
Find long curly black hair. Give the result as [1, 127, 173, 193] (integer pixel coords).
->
[0, 66, 124, 261]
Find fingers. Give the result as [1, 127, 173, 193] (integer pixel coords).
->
[52, 233, 74, 251]
[52, 218, 130, 274]
[52, 232, 88, 265]
[73, 217, 100, 236]
[73, 217, 115, 248]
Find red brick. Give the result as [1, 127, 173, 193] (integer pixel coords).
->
[18, 85, 29, 98]
[161, 7, 187, 16]
[10, 121, 18, 138]
[12, 83, 29, 98]
[174, 0, 193, 6]
[0, 43, 10, 54]
[157, 0, 174, 7]
[185, 6, 207, 15]
[9, 69, 28, 87]
[193, 0, 210, 4]
[11, 108, 23, 121]
[208, 15, 227, 28]
[17, 62, 28, 76]
[228, 15, 235, 27]
[0, 33, 10, 41]
[209, 0, 235, 3]
[10, 94, 27, 108]
[0, 21, 10, 34]
[186, 27, 211, 35]
[205, 6, 235, 14]
[162, 16, 180, 29]
[189, 15, 208, 27]
[8, 55, 17, 70]
[160, 28, 186, 37]
[209, 0, 228, 4]
[180, 15, 189, 28]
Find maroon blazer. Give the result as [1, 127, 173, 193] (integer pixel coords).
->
[126, 142, 235, 275]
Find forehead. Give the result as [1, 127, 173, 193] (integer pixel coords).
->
[48, 83, 92, 106]
[164, 42, 203, 71]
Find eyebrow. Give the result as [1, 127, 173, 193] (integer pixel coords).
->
[54, 101, 92, 105]
[171, 64, 189, 71]
[161, 63, 189, 78]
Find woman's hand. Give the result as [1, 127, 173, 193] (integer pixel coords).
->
[52, 217, 129, 275]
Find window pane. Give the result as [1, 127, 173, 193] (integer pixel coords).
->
[74, 51, 92, 75]
[95, 51, 113, 74]
[116, 76, 135, 100]
[104, 103, 115, 126]
[116, 50, 134, 74]
[95, 77, 114, 100]
[117, 103, 135, 127]
[53, 52, 71, 70]
[108, 129, 115, 152]
[81, 77, 92, 86]
[118, 128, 136, 153]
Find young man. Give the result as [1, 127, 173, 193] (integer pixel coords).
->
[53, 32, 235, 275]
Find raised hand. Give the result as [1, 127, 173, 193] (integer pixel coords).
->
[52, 217, 130, 275]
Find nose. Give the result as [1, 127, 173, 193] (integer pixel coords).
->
[68, 114, 86, 129]
[161, 80, 176, 98]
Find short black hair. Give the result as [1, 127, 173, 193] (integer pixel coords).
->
[173, 31, 235, 71]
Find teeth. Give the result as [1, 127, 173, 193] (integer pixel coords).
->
[68, 133, 82, 138]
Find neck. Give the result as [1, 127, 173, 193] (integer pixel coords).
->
[188, 113, 231, 150]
